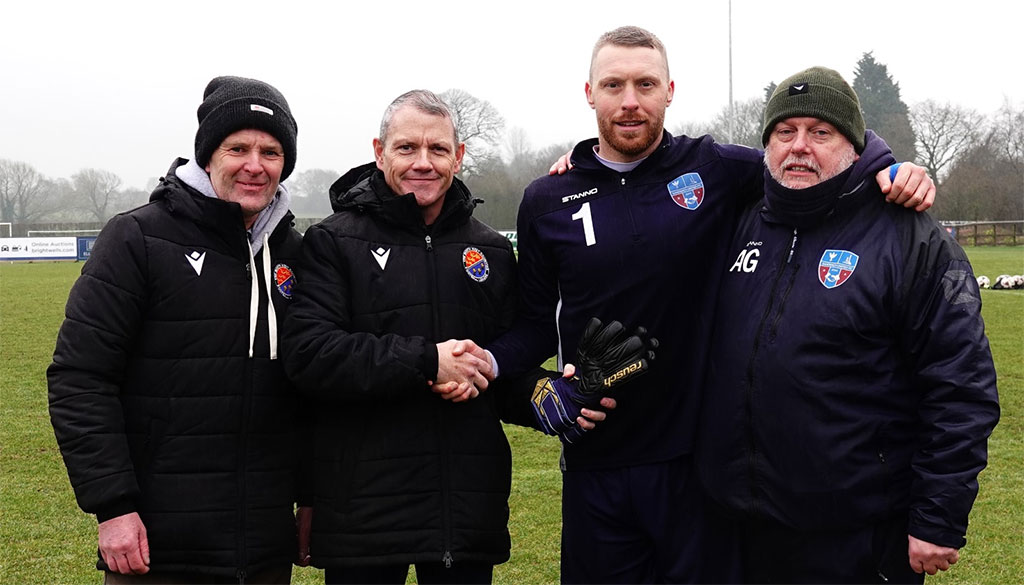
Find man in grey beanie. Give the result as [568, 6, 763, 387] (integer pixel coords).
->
[697, 66, 999, 583]
[48, 76, 308, 584]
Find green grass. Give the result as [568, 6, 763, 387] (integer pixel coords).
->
[2, 247, 1021, 584]
[962, 246, 1024, 280]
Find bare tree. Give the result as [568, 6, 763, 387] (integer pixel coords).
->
[287, 168, 338, 218]
[935, 129, 1023, 221]
[121, 187, 151, 212]
[73, 168, 124, 222]
[674, 97, 763, 148]
[714, 97, 764, 148]
[440, 89, 506, 176]
[935, 100, 1024, 221]
[990, 98, 1024, 178]
[673, 120, 715, 141]
[463, 156, 516, 230]
[464, 134, 575, 230]
[44, 177, 82, 221]
[0, 159, 55, 222]
[502, 126, 532, 163]
[909, 100, 983, 184]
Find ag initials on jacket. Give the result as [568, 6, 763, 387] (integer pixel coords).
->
[729, 243, 762, 273]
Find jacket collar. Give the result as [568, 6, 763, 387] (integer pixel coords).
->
[329, 163, 477, 231]
[761, 130, 897, 228]
[568, 130, 674, 173]
[149, 158, 294, 243]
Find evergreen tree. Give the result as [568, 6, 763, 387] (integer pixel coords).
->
[853, 52, 918, 161]
[763, 82, 777, 107]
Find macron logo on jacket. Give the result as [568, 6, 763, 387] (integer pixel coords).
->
[372, 247, 390, 270]
[186, 251, 206, 276]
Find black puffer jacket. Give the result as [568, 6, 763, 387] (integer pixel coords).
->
[281, 165, 529, 569]
[47, 159, 303, 577]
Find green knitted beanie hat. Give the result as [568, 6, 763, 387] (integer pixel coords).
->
[761, 66, 865, 153]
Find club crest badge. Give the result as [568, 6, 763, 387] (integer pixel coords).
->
[667, 172, 705, 210]
[818, 249, 858, 289]
[274, 264, 296, 299]
[463, 247, 489, 282]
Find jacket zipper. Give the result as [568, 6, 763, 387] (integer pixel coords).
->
[424, 232, 454, 568]
[619, 175, 640, 242]
[769, 230, 801, 340]
[742, 229, 796, 515]
[237, 248, 256, 580]
[425, 234, 439, 338]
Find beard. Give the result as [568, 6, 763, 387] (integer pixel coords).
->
[765, 145, 859, 189]
[597, 109, 665, 160]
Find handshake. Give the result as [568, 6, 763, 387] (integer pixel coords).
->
[431, 318, 657, 443]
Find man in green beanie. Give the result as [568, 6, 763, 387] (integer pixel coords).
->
[697, 66, 999, 584]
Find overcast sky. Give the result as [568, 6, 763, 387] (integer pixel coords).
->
[3, 0, 1021, 190]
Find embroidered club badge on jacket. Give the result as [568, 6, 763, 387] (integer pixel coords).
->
[667, 172, 705, 210]
[818, 249, 858, 289]
[463, 247, 489, 282]
[274, 264, 296, 298]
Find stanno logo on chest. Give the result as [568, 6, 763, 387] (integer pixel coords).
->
[667, 173, 704, 210]
[818, 249, 859, 289]
[562, 187, 598, 204]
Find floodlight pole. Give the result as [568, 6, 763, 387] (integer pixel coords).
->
[728, 0, 735, 143]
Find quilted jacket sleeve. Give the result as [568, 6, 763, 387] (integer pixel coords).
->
[47, 214, 149, 522]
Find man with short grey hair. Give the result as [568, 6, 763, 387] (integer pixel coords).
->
[378, 89, 458, 145]
[280, 89, 633, 585]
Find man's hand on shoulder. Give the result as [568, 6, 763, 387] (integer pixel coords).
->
[98, 512, 150, 575]
[876, 162, 935, 211]
[908, 534, 959, 575]
[548, 149, 574, 175]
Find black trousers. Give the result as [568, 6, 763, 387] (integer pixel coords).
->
[560, 455, 740, 584]
[741, 513, 925, 584]
[325, 562, 492, 585]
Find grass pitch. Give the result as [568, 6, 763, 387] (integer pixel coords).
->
[2, 246, 1021, 584]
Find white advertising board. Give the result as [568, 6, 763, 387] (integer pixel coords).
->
[0, 237, 78, 260]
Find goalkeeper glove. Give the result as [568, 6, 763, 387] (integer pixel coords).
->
[531, 317, 656, 443]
